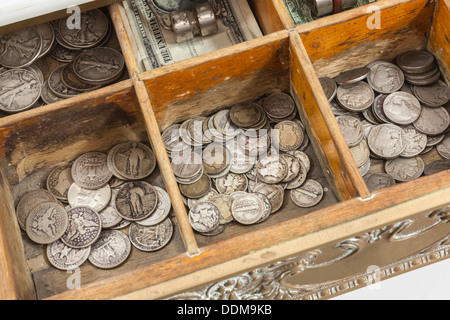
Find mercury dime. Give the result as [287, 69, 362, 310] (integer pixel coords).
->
[334, 67, 370, 85]
[26, 202, 68, 245]
[424, 159, 450, 175]
[413, 80, 450, 107]
[202, 143, 231, 175]
[189, 202, 221, 233]
[68, 183, 112, 212]
[209, 194, 235, 225]
[16, 189, 57, 230]
[413, 106, 450, 136]
[187, 188, 219, 210]
[400, 126, 428, 158]
[279, 154, 301, 183]
[367, 62, 405, 94]
[137, 186, 172, 227]
[231, 193, 264, 225]
[437, 135, 450, 159]
[287, 150, 311, 173]
[363, 173, 396, 192]
[179, 173, 212, 199]
[0, 69, 42, 113]
[367, 124, 406, 159]
[229, 146, 256, 174]
[319, 77, 337, 102]
[290, 179, 324, 208]
[263, 92, 296, 119]
[115, 181, 158, 221]
[129, 218, 173, 252]
[111, 142, 156, 180]
[385, 157, 425, 182]
[0, 27, 42, 68]
[171, 149, 203, 180]
[383, 92, 422, 125]
[213, 109, 241, 137]
[273, 121, 305, 152]
[46, 164, 74, 202]
[336, 115, 364, 147]
[163, 124, 190, 153]
[73, 47, 125, 86]
[256, 155, 288, 184]
[230, 102, 264, 128]
[72, 152, 112, 189]
[215, 172, 248, 195]
[254, 193, 272, 224]
[396, 50, 436, 74]
[88, 230, 131, 269]
[337, 81, 374, 112]
[253, 183, 284, 214]
[99, 188, 123, 229]
[46, 240, 91, 271]
[61, 206, 102, 249]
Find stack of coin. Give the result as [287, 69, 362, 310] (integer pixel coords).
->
[163, 92, 325, 237]
[17, 141, 174, 271]
[0, 8, 125, 114]
[320, 49, 450, 186]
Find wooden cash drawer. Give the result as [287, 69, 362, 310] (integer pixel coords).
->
[0, 0, 449, 300]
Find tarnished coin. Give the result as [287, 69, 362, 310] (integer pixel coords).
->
[162, 124, 190, 153]
[255, 155, 288, 184]
[111, 142, 156, 180]
[46, 164, 74, 202]
[16, 189, 57, 230]
[437, 135, 450, 159]
[383, 92, 422, 125]
[287, 150, 311, 173]
[230, 102, 264, 128]
[61, 62, 102, 92]
[263, 92, 296, 119]
[253, 183, 284, 214]
[26, 202, 68, 245]
[35, 22, 55, 58]
[372, 94, 390, 124]
[424, 159, 450, 175]
[290, 179, 324, 208]
[279, 153, 301, 183]
[229, 146, 256, 174]
[363, 173, 396, 192]
[413, 106, 450, 136]
[187, 188, 219, 210]
[215, 172, 248, 195]
[231, 193, 265, 225]
[396, 50, 436, 74]
[385, 157, 425, 182]
[202, 143, 231, 175]
[129, 218, 173, 252]
[134, 186, 171, 227]
[0, 27, 42, 68]
[336, 115, 364, 147]
[41, 80, 63, 105]
[48, 65, 82, 99]
[213, 109, 241, 137]
[367, 124, 406, 159]
[171, 149, 203, 180]
[73, 47, 125, 86]
[358, 158, 371, 177]
[47, 240, 91, 271]
[199, 223, 227, 237]
[427, 134, 446, 147]
[273, 121, 305, 152]
[319, 77, 337, 102]
[88, 230, 131, 269]
[179, 173, 212, 199]
[58, 9, 109, 49]
[209, 194, 235, 225]
[367, 61, 405, 94]
[115, 181, 158, 221]
[98, 188, 123, 229]
[0, 69, 42, 113]
[336, 81, 375, 112]
[68, 183, 112, 212]
[334, 67, 370, 85]
[72, 152, 112, 190]
[49, 42, 81, 63]
[254, 193, 272, 223]
[413, 80, 450, 107]
[238, 133, 271, 158]
[61, 206, 102, 249]
[400, 126, 427, 158]
[349, 140, 370, 167]
[189, 202, 221, 233]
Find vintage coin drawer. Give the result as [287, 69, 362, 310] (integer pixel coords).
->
[0, 0, 449, 300]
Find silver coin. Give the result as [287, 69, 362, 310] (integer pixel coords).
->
[400, 126, 428, 158]
[238, 133, 271, 158]
[0, 69, 42, 113]
[162, 124, 190, 153]
[129, 219, 174, 252]
[199, 223, 227, 237]
[273, 120, 305, 152]
[72, 152, 113, 190]
[189, 202, 221, 233]
[16, 189, 57, 230]
[215, 172, 248, 195]
[68, 183, 112, 212]
[336, 81, 375, 112]
[363, 173, 396, 192]
[427, 134, 446, 147]
[115, 181, 158, 221]
[46, 164, 74, 202]
[385, 156, 425, 182]
[136, 186, 172, 226]
[110, 142, 156, 180]
[334, 67, 370, 85]
[49, 42, 81, 63]
[187, 188, 219, 210]
[336, 115, 365, 147]
[367, 124, 407, 159]
[413, 80, 450, 107]
[319, 77, 337, 102]
[231, 193, 264, 225]
[413, 106, 450, 136]
[396, 50, 436, 74]
[358, 158, 371, 177]
[437, 135, 450, 159]
[263, 92, 296, 120]
[279, 153, 302, 183]
[382, 92, 422, 125]
[253, 183, 284, 214]
[62, 206, 102, 249]
[46, 240, 91, 271]
[229, 146, 256, 174]
[48, 65, 82, 99]
[41, 80, 63, 105]
[35, 22, 55, 58]
[254, 193, 272, 224]
[25, 202, 69, 245]
[255, 155, 288, 184]
[290, 179, 324, 208]
[209, 194, 235, 225]
[0, 27, 42, 68]
[372, 94, 390, 124]
[367, 61, 405, 94]
[88, 230, 131, 269]
[98, 188, 123, 229]
[171, 149, 203, 179]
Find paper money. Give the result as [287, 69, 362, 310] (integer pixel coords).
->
[284, 0, 377, 25]
[121, 0, 263, 71]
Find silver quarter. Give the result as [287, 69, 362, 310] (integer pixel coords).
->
[62, 206, 102, 249]
[72, 152, 112, 190]
[136, 186, 172, 227]
[46, 240, 91, 271]
[129, 219, 174, 252]
[25, 202, 68, 245]
[115, 181, 159, 221]
[68, 183, 112, 212]
[88, 230, 131, 269]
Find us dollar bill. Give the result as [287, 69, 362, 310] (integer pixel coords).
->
[284, 0, 377, 25]
[122, 0, 263, 71]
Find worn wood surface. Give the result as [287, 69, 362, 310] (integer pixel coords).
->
[248, 0, 294, 34]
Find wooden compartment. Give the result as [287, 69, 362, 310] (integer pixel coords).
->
[1, 0, 450, 300]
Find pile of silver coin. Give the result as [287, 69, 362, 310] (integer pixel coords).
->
[320, 50, 450, 192]
[16, 141, 174, 271]
[0, 8, 125, 114]
[163, 92, 325, 237]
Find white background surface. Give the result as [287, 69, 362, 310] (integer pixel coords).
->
[332, 258, 450, 300]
